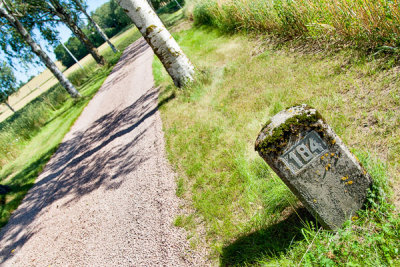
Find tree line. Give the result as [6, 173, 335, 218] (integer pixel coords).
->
[0, 0, 192, 111]
[54, 0, 130, 68]
[55, 0, 184, 68]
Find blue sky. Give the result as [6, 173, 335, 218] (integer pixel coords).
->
[7, 0, 109, 83]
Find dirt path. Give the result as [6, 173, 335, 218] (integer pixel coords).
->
[0, 38, 205, 266]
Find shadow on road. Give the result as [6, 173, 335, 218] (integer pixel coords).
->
[0, 38, 174, 264]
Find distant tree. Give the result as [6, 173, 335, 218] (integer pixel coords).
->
[55, 0, 133, 67]
[91, 0, 131, 33]
[55, 36, 89, 67]
[0, 62, 17, 112]
[0, 2, 81, 98]
[116, 0, 194, 87]
[72, 0, 118, 53]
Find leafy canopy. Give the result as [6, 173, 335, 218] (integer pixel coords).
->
[0, 61, 17, 103]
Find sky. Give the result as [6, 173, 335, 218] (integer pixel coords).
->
[6, 0, 109, 83]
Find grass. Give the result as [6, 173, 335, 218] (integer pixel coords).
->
[0, 26, 141, 229]
[191, 0, 400, 51]
[153, 25, 400, 265]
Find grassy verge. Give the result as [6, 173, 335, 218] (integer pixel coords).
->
[0, 28, 141, 228]
[153, 25, 400, 265]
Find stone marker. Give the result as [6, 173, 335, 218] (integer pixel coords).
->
[255, 104, 372, 230]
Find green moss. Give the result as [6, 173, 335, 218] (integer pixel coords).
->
[255, 108, 324, 155]
[261, 119, 272, 131]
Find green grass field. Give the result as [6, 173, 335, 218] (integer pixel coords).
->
[153, 23, 400, 265]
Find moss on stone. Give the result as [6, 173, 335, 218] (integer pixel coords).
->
[256, 108, 324, 155]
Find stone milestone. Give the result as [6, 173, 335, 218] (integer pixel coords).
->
[255, 104, 372, 230]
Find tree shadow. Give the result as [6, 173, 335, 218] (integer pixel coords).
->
[0, 39, 175, 264]
[101, 37, 149, 89]
[220, 208, 316, 266]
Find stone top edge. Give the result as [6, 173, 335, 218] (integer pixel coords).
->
[256, 104, 318, 144]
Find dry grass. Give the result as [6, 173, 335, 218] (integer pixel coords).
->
[0, 26, 136, 122]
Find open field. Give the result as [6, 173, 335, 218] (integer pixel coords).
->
[0, 26, 136, 122]
[154, 23, 400, 265]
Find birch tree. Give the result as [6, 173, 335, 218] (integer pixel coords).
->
[116, 0, 194, 87]
[46, 0, 105, 65]
[0, 3, 81, 98]
[72, 0, 119, 54]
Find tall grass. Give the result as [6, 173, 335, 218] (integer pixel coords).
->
[193, 0, 400, 50]
[0, 85, 68, 166]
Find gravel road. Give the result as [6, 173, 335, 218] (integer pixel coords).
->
[0, 38, 205, 266]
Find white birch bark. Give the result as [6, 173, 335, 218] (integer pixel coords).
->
[116, 0, 194, 87]
[0, 6, 81, 98]
[174, 0, 182, 9]
[87, 14, 119, 53]
[60, 41, 84, 69]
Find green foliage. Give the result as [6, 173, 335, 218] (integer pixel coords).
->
[55, 36, 89, 68]
[55, 0, 132, 67]
[0, 62, 17, 104]
[192, 1, 215, 26]
[156, 0, 185, 14]
[0, 0, 84, 66]
[151, 0, 178, 11]
[91, 0, 131, 31]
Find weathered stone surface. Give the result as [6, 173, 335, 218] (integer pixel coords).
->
[255, 104, 372, 230]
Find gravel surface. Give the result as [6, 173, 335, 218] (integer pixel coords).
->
[0, 38, 205, 266]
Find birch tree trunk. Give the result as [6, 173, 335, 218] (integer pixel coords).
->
[146, 0, 155, 11]
[174, 0, 182, 9]
[49, 1, 105, 65]
[60, 41, 84, 69]
[117, 0, 194, 87]
[0, 7, 81, 98]
[74, 0, 119, 53]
